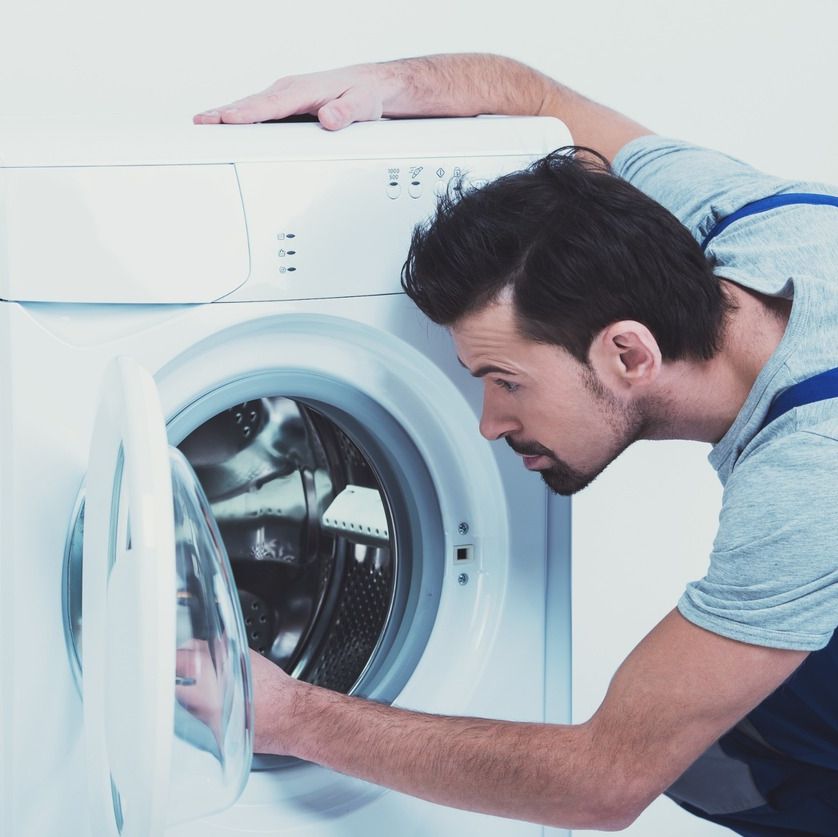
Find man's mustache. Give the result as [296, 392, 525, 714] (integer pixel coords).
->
[505, 437, 554, 458]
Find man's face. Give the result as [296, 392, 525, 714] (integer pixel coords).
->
[451, 298, 645, 496]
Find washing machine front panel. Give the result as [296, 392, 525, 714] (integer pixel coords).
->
[21, 296, 529, 833]
[1, 118, 572, 837]
[11, 293, 551, 832]
[2, 294, 560, 836]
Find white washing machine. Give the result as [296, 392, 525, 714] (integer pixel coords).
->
[0, 117, 572, 837]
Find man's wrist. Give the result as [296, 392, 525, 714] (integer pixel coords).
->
[253, 673, 315, 756]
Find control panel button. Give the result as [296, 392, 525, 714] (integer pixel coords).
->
[408, 180, 422, 199]
[386, 182, 401, 200]
[434, 180, 448, 197]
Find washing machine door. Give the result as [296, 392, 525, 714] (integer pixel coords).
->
[82, 356, 253, 837]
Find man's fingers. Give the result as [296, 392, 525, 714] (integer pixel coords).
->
[193, 89, 378, 129]
[193, 93, 298, 125]
[195, 71, 352, 125]
[193, 68, 386, 130]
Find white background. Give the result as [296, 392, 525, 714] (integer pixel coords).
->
[4, 1, 837, 835]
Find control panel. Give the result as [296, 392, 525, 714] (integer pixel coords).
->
[227, 154, 540, 303]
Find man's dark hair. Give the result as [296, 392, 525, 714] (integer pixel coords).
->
[401, 147, 731, 363]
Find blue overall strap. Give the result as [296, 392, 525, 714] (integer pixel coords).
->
[761, 366, 838, 430]
[700, 192, 838, 251]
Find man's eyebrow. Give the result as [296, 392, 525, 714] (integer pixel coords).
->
[456, 357, 517, 378]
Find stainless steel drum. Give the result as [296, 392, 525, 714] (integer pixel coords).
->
[178, 397, 398, 694]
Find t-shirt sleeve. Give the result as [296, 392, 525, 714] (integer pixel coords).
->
[678, 427, 838, 651]
[612, 136, 800, 246]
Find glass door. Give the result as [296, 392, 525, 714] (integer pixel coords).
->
[81, 356, 252, 837]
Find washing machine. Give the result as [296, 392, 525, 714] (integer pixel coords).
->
[0, 116, 573, 837]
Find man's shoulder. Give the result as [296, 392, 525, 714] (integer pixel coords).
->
[612, 136, 810, 248]
[729, 412, 838, 486]
[718, 414, 838, 542]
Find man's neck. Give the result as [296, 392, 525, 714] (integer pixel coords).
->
[648, 281, 792, 444]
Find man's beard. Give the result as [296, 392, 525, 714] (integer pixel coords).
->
[504, 436, 606, 495]
[505, 366, 646, 496]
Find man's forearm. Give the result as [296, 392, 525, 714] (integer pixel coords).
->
[267, 680, 638, 831]
[252, 612, 806, 830]
[377, 53, 652, 163]
[378, 54, 555, 120]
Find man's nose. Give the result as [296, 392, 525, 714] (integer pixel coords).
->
[479, 389, 521, 441]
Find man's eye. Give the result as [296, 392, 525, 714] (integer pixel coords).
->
[494, 379, 519, 393]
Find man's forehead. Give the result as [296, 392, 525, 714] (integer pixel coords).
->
[452, 297, 519, 341]
[452, 300, 582, 381]
[455, 355, 517, 379]
[453, 293, 530, 345]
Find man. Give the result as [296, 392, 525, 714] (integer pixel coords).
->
[194, 55, 838, 834]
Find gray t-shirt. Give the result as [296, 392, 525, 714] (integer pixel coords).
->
[612, 136, 838, 652]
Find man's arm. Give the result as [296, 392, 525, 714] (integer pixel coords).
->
[193, 53, 652, 164]
[252, 609, 806, 830]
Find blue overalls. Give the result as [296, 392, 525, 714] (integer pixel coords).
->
[665, 194, 838, 836]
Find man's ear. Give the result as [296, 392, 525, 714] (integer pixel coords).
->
[588, 320, 662, 390]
